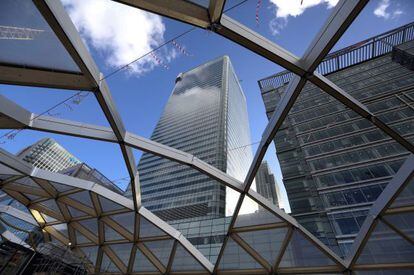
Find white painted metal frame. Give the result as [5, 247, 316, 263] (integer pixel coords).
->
[0, 0, 413, 273]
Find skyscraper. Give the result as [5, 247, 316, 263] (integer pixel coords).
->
[17, 138, 80, 172]
[126, 56, 253, 221]
[255, 161, 279, 208]
[258, 25, 414, 255]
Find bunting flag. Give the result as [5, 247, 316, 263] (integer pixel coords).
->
[150, 52, 169, 70]
[256, 0, 262, 26]
[47, 111, 61, 117]
[172, 40, 192, 57]
[64, 103, 73, 111]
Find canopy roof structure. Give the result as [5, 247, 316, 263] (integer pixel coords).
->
[0, 0, 413, 274]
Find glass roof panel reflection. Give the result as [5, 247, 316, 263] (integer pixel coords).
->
[0, 0, 80, 72]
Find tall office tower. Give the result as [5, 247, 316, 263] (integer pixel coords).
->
[126, 56, 253, 221]
[258, 24, 414, 255]
[255, 161, 279, 208]
[17, 138, 81, 172]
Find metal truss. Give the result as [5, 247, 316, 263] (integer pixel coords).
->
[0, 0, 413, 273]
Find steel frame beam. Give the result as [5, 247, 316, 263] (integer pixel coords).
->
[0, 0, 412, 272]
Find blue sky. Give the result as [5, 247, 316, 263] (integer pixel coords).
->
[1, 0, 413, 211]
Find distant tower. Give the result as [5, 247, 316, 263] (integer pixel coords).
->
[255, 161, 279, 207]
[17, 138, 81, 172]
[126, 56, 254, 221]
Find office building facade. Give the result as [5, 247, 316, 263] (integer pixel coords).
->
[255, 161, 279, 208]
[126, 56, 253, 221]
[17, 138, 81, 172]
[258, 28, 414, 255]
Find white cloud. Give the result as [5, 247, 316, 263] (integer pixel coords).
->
[62, 0, 172, 76]
[374, 0, 403, 20]
[269, 0, 339, 34]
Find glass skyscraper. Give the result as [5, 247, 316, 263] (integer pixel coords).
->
[255, 161, 279, 208]
[259, 34, 414, 255]
[126, 56, 253, 221]
[16, 138, 81, 172]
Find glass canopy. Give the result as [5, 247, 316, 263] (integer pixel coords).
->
[0, 0, 413, 274]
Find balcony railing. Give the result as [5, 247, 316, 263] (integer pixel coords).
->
[259, 21, 414, 92]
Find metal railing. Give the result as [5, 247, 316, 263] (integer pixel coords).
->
[259, 21, 414, 91]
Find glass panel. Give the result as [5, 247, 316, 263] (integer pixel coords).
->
[171, 244, 205, 272]
[139, 217, 167, 238]
[104, 224, 124, 241]
[383, 212, 414, 240]
[75, 229, 91, 245]
[80, 246, 98, 266]
[280, 230, 336, 267]
[110, 243, 132, 264]
[357, 220, 414, 264]
[24, 193, 42, 200]
[49, 181, 73, 193]
[187, 0, 209, 8]
[68, 191, 93, 208]
[218, 237, 263, 270]
[79, 218, 98, 233]
[144, 239, 174, 266]
[67, 205, 88, 218]
[390, 178, 414, 209]
[110, 212, 135, 234]
[238, 227, 288, 264]
[15, 177, 39, 188]
[133, 248, 157, 272]
[101, 251, 120, 273]
[39, 199, 60, 213]
[235, 195, 282, 228]
[0, 0, 80, 72]
[51, 223, 68, 237]
[99, 196, 124, 212]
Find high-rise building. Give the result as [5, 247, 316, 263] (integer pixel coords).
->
[17, 138, 81, 172]
[255, 161, 279, 208]
[126, 56, 253, 221]
[258, 25, 414, 255]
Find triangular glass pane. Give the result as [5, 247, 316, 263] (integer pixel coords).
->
[38, 199, 60, 213]
[80, 246, 98, 266]
[68, 191, 93, 208]
[235, 195, 282, 228]
[51, 223, 68, 238]
[75, 229, 91, 245]
[357, 220, 414, 264]
[109, 243, 132, 264]
[383, 212, 414, 240]
[390, 178, 414, 209]
[139, 217, 167, 238]
[50, 181, 73, 193]
[171, 244, 205, 272]
[41, 213, 57, 223]
[144, 239, 174, 266]
[15, 177, 39, 188]
[133, 247, 158, 272]
[0, 0, 80, 72]
[101, 251, 120, 273]
[68, 205, 88, 218]
[24, 193, 41, 201]
[79, 218, 98, 233]
[110, 212, 135, 234]
[280, 230, 336, 267]
[218, 238, 263, 270]
[104, 224, 124, 241]
[239, 227, 288, 264]
[99, 196, 124, 212]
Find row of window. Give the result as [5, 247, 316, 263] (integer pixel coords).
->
[322, 183, 387, 208]
[315, 159, 405, 188]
